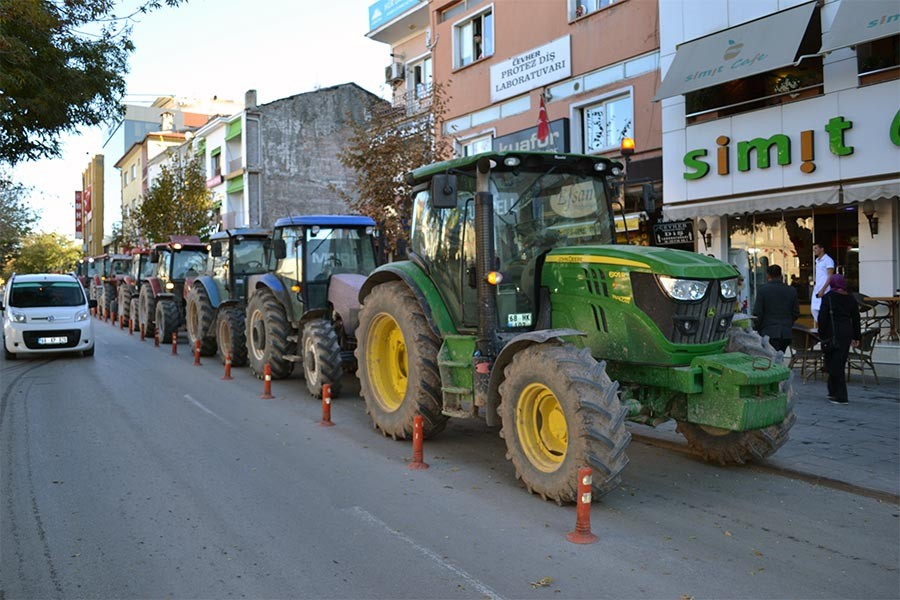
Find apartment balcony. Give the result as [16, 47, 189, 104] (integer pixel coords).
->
[366, 0, 428, 45]
[392, 84, 433, 117]
[227, 156, 243, 174]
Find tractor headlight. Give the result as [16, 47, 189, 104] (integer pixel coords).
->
[719, 278, 739, 300]
[658, 276, 709, 301]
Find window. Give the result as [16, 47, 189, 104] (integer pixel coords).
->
[131, 164, 136, 180]
[123, 171, 128, 185]
[455, 9, 493, 68]
[408, 57, 433, 99]
[210, 149, 222, 177]
[441, 0, 485, 23]
[582, 95, 633, 153]
[857, 35, 899, 84]
[461, 135, 493, 156]
[571, 0, 618, 19]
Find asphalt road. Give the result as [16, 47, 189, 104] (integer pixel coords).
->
[2, 321, 898, 599]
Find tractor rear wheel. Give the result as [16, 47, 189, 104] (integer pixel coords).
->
[118, 284, 134, 324]
[301, 318, 343, 398]
[138, 285, 156, 336]
[246, 288, 294, 379]
[356, 282, 447, 440]
[129, 298, 140, 331]
[217, 307, 248, 367]
[676, 327, 795, 465]
[186, 285, 217, 356]
[499, 344, 629, 503]
[155, 299, 181, 343]
[103, 284, 116, 319]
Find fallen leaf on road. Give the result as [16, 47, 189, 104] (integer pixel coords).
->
[753, 549, 763, 557]
[724, 531, 732, 537]
[681, 595, 694, 600]
[530, 577, 553, 589]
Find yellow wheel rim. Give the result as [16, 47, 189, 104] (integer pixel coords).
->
[517, 383, 568, 472]
[366, 313, 408, 412]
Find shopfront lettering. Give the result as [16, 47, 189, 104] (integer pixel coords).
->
[684, 53, 769, 82]
[681, 113, 884, 180]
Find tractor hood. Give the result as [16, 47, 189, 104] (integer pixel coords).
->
[545, 245, 738, 280]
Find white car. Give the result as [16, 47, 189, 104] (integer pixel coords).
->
[2, 273, 97, 359]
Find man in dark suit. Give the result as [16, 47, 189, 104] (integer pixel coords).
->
[752, 264, 800, 352]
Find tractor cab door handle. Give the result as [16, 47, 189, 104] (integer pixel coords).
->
[467, 264, 477, 289]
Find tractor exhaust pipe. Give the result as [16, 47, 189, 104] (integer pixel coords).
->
[473, 158, 499, 408]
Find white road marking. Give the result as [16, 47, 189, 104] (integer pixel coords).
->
[349, 506, 504, 600]
[183, 394, 233, 428]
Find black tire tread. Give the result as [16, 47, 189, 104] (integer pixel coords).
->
[187, 285, 217, 356]
[302, 318, 344, 398]
[246, 288, 294, 379]
[217, 307, 248, 367]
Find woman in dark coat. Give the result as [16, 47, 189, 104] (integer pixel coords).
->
[817, 274, 861, 405]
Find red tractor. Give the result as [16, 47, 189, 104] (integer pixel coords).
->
[117, 248, 154, 329]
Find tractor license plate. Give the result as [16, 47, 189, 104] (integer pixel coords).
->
[507, 313, 532, 327]
[38, 336, 67, 345]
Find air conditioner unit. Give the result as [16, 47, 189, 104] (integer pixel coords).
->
[385, 62, 404, 84]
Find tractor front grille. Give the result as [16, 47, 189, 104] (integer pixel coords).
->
[631, 273, 734, 345]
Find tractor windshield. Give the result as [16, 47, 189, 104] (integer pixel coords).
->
[110, 259, 130, 275]
[171, 250, 207, 280]
[139, 255, 155, 278]
[232, 239, 269, 275]
[305, 227, 377, 281]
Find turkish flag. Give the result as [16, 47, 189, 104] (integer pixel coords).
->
[537, 95, 550, 143]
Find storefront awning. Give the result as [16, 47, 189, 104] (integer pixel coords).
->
[821, 0, 900, 54]
[654, 1, 818, 101]
[842, 178, 900, 203]
[661, 185, 841, 220]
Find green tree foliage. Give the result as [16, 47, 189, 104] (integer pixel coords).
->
[135, 153, 215, 242]
[4, 232, 82, 277]
[335, 84, 453, 253]
[0, 0, 183, 165]
[0, 171, 39, 267]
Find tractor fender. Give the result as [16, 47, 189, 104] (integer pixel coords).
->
[147, 278, 163, 297]
[248, 273, 294, 320]
[190, 275, 221, 308]
[359, 262, 457, 337]
[485, 328, 587, 427]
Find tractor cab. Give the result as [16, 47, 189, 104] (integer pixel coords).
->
[150, 236, 208, 299]
[208, 228, 270, 304]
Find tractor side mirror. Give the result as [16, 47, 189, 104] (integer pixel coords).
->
[273, 239, 287, 260]
[149, 250, 159, 263]
[210, 242, 222, 257]
[431, 174, 458, 209]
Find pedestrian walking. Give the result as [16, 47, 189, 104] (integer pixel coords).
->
[752, 264, 799, 352]
[811, 242, 835, 327]
[817, 274, 860, 405]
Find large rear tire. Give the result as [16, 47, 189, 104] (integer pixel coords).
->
[155, 299, 181, 344]
[102, 284, 116, 319]
[246, 288, 294, 379]
[118, 284, 135, 325]
[217, 307, 248, 367]
[499, 344, 629, 503]
[356, 282, 447, 440]
[186, 285, 217, 356]
[129, 297, 140, 332]
[301, 318, 343, 398]
[138, 285, 156, 336]
[676, 327, 795, 465]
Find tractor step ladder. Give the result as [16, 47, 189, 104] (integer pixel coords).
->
[282, 354, 302, 362]
[437, 335, 477, 417]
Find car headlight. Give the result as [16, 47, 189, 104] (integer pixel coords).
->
[75, 310, 89, 322]
[719, 278, 739, 300]
[10, 312, 26, 323]
[658, 276, 709, 301]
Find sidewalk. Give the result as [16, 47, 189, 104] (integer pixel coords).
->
[631, 372, 900, 500]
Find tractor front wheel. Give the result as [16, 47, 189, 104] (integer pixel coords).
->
[676, 327, 796, 465]
[356, 282, 446, 439]
[186, 285, 217, 356]
[498, 344, 630, 503]
[217, 307, 248, 366]
[301, 318, 343, 398]
[155, 299, 181, 343]
[246, 288, 294, 379]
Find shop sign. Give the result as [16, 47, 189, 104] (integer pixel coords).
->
[84, 186, 91, 214]
[490, 36, 571, 103]
[75, 191, 83, 239]
[368, 0, 420, 31]
[652, 220, 695, 246]
[493, 118, 569, 153]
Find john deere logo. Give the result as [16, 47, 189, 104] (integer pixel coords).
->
[723, 39, 743, 60]
[707, 307, 717, 318]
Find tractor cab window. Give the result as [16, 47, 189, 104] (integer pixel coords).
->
[232, 238, 269, 275]
[211, 240, 230, 281]
[86, 260, 99, 278]
[110, 260, 130, 275]
[274, 226, 302, 281]
[156, 250, 172, 281]
[171, 250, 207, 280]
[138, 255, 154, 279]
[304, 227, 376, 282]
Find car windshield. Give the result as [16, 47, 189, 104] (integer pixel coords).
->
[171, 250, 208, 279]
[9, 281, 85, 308]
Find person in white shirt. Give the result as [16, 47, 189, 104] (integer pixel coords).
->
[811, 242, 835, 327]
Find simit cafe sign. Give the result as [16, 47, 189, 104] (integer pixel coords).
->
[490, 36, 571, 103]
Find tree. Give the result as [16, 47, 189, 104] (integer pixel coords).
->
[135, 152, 215, 242]
[0, 170, 39, 267]
[3, 232, 82, 277]
[0, 0, 183, 165]
[335, 83, 453, 254]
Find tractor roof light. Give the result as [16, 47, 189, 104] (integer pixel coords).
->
[593, 162, 607, 172]
[365, 226, 375, 235]
[486, 271, 503, 286]
[172, 243, 183, 250]
[165, 282, 175, 290]
[610, 166, 623, 176]
[503, 156, 521, 167]
[310, 225, 320, 236]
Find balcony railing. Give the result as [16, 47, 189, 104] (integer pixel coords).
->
[392, 84, 433, 116]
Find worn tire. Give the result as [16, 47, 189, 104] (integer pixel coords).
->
[186, 285, 217, 356]
[498, 344, 629, 503]
[155, 299, 181, 344]
[129, 298, 140, 332]
[217, 307, 248, 367]
[102, 284, 116, 318]
[118, 284, 135, 324]
[138, 285, 156, 336]
[301, 318, 343, 398]
[676, 327, 796, 465]
[246, 288, 294, 379]
[355, 281, 447, 440]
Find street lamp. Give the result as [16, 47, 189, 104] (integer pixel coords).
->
[862, 199, 879, 237]
[697, 218, 712, 250]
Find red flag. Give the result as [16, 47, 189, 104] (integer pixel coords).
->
[537, 95, 550, 143]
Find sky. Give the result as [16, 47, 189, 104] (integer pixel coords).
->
[11, 0, 392, 239]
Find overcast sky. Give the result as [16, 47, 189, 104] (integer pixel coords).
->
[12, 0, 392, 237]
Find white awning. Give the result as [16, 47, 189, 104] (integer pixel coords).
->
[654, 1, 818, 101]
[842, 178, 900, 203]
[662, 185, 841, 220]
[821, 0, 900, 54]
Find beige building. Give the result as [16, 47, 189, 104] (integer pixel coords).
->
[81, 155, 105, 256]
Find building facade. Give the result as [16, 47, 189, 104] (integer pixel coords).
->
[657, 0, 899, 320]
[80, 155, 105, 256]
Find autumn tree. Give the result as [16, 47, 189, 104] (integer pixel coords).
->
[335, 83, 453, 253]
[3, 232, 82, 278]
[135, 152, 215, 242]
[0, 170, 39, 267]
[0, 0, 183, 165]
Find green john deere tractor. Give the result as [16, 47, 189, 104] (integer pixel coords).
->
[355, 152, 793, 503]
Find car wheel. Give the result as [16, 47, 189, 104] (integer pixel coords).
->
[83, 346, 95, 357]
